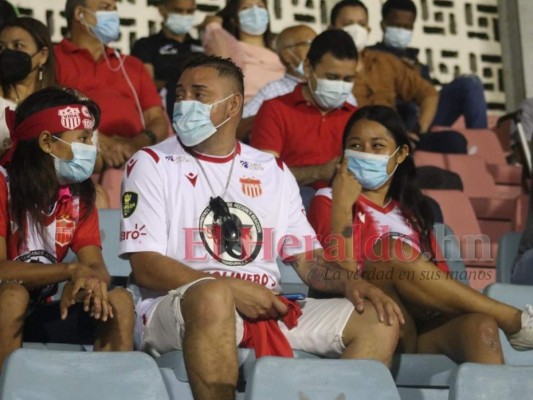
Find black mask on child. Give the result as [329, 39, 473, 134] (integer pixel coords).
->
[0, 48, 34, 84]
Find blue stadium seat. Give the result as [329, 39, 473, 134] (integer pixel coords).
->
[484, 283, 533, 365]
[277, 257, 308, 295]
[496, 231, 522, 283]
[434, 224, 469, 285]
[244, 357, 401, 400]
[449, 363, 533, 400]
[0, 349, 170, 400]
[299, 186, 316, 214]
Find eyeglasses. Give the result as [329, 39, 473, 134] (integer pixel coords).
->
[282, 39, 312, 49]
[209, 196, 244, 259]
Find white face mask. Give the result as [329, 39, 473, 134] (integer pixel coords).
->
[343, 23, 369, 53]
[383, 26, 413, 49]
[165, 13, 194, 35]
[309, 71, 354, 110]
[286, 49, 305, 78]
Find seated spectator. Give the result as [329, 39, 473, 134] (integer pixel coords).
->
[330, 0, 467, 154]
[237, 24, 317, 140]
[368, 0, 488, 130]
[131, 0, 203, 92]
[0, 17, 55, 158]
[0, 87, 134, 371]
[308, 105, 533, 362]
[120, 54, 401, 400]
[201, 0, 285, 103]
[250, 30, 357, 189]
[54, 0, 169, 208]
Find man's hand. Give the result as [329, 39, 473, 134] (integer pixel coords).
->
[225, 279, 288, 320]
[344, 278, 405, 326]
[332, 158, 362, 208]
[98, 134, 138, 168]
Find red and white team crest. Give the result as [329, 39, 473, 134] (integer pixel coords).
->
[58, 107, 81, 130]
[55, 215, 76, 247]
[240, 177, 262, 198]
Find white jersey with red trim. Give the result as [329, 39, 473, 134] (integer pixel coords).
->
[120, 137, 320, 302]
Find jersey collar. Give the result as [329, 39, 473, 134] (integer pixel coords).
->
[191, 142, 241, 164]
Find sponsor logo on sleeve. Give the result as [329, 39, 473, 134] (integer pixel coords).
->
[122, 192, 138, 218]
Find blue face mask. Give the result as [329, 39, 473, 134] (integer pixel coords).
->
[165, 13, 194, 35]
[85, 10, 120, 45]
[52, 137, 97, 185]
[383, 27, 413, 49]
[172, 94, 234, 147]
[238, 6, 269, 36]
[345, 147, 400, 190]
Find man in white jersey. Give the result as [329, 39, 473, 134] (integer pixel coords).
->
[120, 54, 403, 400]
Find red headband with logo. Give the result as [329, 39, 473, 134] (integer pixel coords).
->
[2, 104, 96, 165]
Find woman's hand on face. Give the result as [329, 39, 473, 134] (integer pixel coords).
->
[332, 158, 362, 208]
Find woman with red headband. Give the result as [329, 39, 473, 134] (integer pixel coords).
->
[0, 87, 133, 370]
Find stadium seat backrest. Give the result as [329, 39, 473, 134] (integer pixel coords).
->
[244, 357, 401, 400]
[0, 349, 170, 400]
[98, 208, 131, 279]
[449, 363, 533, 399]
[496, 232, 522, 283]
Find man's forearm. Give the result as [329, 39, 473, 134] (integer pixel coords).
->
[290, 254, 348, 294]
[289, 165, 324, 186]
[418, 94, 439, 133]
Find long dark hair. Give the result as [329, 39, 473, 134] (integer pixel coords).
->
[342, 105, 435, 257]
[6, 87, 100, 237]
[0, 17, 56, 95]
[217, 0, 273, 47]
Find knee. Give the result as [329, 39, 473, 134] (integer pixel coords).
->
[108, 288, 134, 314]
[461, 313, 501, 350]
[181, 280, 234, 324]
[454, 74, 483, 91]
[0, 283, 29, 317]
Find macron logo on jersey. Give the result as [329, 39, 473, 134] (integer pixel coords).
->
[186, 172, 198, 187]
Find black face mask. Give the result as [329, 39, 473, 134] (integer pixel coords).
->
[0, 48, 33, 85]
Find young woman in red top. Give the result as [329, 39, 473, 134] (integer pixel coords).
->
[0, 87, 133, 370]
[308, 105, 533, 363]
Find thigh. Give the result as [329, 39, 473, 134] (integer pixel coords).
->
[141, 281, 245, 356]
[279, 298, 354, 358]
[23, 302, 96, 345]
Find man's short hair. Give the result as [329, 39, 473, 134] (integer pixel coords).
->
[181, 54, 244, 96]
[307, 29, 358, 68]
[330, 0, 368, 26]
[382, 0, 417, 19]
[65, 0, 86, 29]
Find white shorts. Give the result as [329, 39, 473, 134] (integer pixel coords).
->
[139, 278, 355, 358]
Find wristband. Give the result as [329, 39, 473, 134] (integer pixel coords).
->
[141, 129, 157, 145]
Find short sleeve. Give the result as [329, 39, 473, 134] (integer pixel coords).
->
[250, 99, 285, 156]
[202, 22, 245, 69]
[119, 149, 169, 258]
[70, 205, 101, 253]
[127, 56, 163, 111]
[279, 167, 321, 261]
[131, 37, 153, 64]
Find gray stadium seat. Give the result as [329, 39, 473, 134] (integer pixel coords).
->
[0, 349, 170, 400]
[449, 363, 533, 400]
[277, 256, 308, 295]
[496, 231, 522, 283]
[244, 357, 401, 400]
[484, 283, 533, 365]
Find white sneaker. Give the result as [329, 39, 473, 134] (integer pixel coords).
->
[508, 304, 533, 351]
